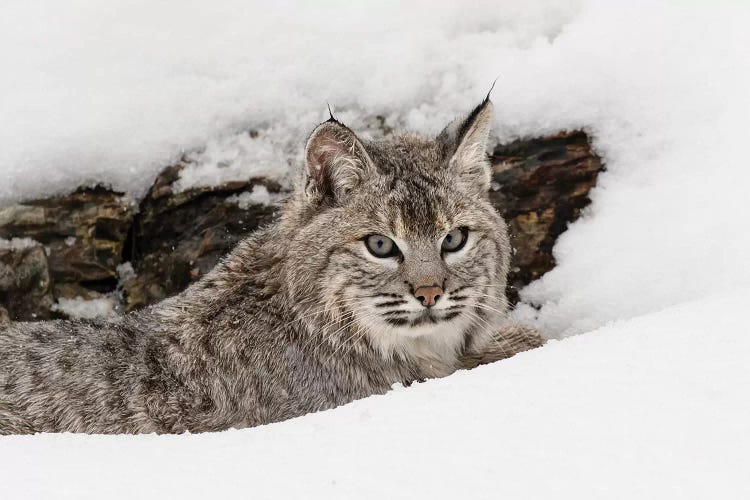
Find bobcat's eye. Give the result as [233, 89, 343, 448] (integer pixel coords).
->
[365, 234, 398, 258]
[442, 227, 468, 252]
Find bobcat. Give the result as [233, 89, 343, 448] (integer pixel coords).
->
[0, 98, 543, 434]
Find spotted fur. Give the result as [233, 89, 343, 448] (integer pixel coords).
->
[0, 99, 543, 434]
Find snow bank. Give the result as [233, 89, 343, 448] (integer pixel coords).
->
[3, 289, 749, 498]
[513, 3, 750, 336]
[0, 0, 581, 204]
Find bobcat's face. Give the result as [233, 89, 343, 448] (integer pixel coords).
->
[286, 100, 510, 360]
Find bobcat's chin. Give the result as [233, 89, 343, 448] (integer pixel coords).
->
[348, 295, 481, 362]
[362, 317, 476, 371]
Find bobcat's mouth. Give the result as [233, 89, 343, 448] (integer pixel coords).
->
[382, 307, 463, 328]
[410, 312, 440, 327]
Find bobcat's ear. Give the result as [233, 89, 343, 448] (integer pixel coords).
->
[437, 99, 494, 195]
[303, 119, 373, 205]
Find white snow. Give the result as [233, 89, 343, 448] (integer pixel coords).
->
[1, 0, 750, 497]
[0, 237, 38, 251]
[0, 0, 583, 203]
[51, 296, 116, 320]
[3, 289, 749, 498]
[49, 263, 136, 318]
[174, 129, 294, 193]
[114, 262, 136, 290]
[225, 185, 283, 209]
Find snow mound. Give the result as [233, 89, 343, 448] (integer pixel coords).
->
[0, 0, 581, 204]
[3, 289, 749, 498]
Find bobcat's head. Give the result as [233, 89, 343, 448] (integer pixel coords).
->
[284, 99, 510, 364]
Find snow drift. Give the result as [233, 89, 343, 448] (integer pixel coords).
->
[3, 290, 749, 498]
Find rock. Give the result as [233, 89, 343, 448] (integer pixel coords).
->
[0, 239, 54, 321]
[489, 131, 603, 302]
[0, 187, 133, 284]
[0, 188, 133, 320]
[122, 164, 282, 311]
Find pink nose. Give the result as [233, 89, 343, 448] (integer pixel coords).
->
[414, 286, 443, 307]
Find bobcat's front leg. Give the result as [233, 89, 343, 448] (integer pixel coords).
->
[460, 323, 545, 369]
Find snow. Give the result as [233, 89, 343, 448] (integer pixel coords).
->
[2, 0, 750, 497]
[0, 0, 583, 203]
[174, 130, 293, 193]
[115, 262, 136, 286]
[226, 185, 283, 209]
[51, 297, 116, 320]
[0, 237, 38, 251]
[3, 289, 749, 498]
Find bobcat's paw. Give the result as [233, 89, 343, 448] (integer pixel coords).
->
[459, 323, 545, 369]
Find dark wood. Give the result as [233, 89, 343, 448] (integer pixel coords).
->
[122, 165, 280, 311]
[490, 131, 603, 303]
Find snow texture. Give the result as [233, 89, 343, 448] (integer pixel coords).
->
[1, 0, 750, 497]
[51, 296, 116, 320]
[3, 290, 749, 498]
[0, 237, 38, 251]
[225, 185, 283, 209]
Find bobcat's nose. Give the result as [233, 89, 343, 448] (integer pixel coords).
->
[414, 286, 443, 308]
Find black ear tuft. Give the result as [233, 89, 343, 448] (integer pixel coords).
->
[437, 99, 495, 195]
[326, 103, 337, 123]
[485, 77, 499, 103]
[455, 99, 492, 151]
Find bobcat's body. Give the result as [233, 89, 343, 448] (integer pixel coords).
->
[0, 230, 422, 433]
[0, 100, 543, 434]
